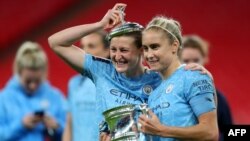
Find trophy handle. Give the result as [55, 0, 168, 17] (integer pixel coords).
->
[135, 103, 153, 141]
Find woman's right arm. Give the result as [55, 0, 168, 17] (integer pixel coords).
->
[48, 3, 125, 73]
[62, 113, 72, 141]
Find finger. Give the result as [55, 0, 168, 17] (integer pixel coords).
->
[106, 134, 111, 141]
[148, 110, 154, 116]
[201, 70, 207, 74]
[185, 63, 198, 70]
[138, 117, 146, 126]
[112, 3, 127, 10]
[111, 13, 120, 25]
[139, 114, 148, 121]
[100, 133, 106, 141]
[184, 64, 193, 70]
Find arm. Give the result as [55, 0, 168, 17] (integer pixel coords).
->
[139, 110, 218, 141]
[63, 114, 72, 141]
[185, 63, 218, 106]
[0, 97, 28, 140]
[48, 3, 125, 73]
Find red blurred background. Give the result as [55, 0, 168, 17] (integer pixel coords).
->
[0, 0, 249, 124]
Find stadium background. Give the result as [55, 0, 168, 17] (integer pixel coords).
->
[0, 0, 249, 124]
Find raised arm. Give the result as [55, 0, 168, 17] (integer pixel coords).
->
[48, 3, 126, 73]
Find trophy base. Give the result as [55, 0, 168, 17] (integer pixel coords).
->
[112, 131, 138, 141]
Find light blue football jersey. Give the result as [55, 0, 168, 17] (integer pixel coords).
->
[68, 75, 98, 141]
[82, 54, 162, 128]
[148, 65, 216, 141]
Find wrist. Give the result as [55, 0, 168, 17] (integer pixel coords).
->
[95, 21, 105, 29]
[158, 124, 168, 137]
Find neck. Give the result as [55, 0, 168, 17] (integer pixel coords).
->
[161, 58, 181, 80]
[124, 62, 145, 78]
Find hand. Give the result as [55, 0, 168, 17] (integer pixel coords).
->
[138, 110, 164, 136]
[99, 3, 127, 29]
[22, 114, 43, 129]
[43, 115, 59, 130]
[100, 132, 111, 141]
[185, 63, 214, 80]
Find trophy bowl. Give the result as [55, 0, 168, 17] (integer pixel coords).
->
[103, 104, 149, 141]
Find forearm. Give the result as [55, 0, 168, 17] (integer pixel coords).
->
[159, 123, 218, 141]
[48, 22, 104, 48]
[48, 22, 105, 73]
[63, 114, 72, 141]
[158, 111, 218, 141]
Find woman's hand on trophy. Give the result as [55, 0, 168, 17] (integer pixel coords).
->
[99, 3, 127, 29]
[138, 110, 164, 136]
[100, 132, 111, 141]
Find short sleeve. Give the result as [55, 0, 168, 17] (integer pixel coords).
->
[82, 54, 112, 82]
[185, 72, 216, 117]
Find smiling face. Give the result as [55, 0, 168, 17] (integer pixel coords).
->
[110, 36, 142, 74]
[142, 30, 178, 73]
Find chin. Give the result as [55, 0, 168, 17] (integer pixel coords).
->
[115, 67, 127, 73]
[149, 65, 161, 71]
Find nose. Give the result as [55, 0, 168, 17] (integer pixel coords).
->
[145, 50, 154, 61]
[114, 51, 122, 61]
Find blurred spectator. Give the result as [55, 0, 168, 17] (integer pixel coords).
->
[180, 35, 233, 141]
[0, 41, 66, 141]
[63, 30, 109, 141]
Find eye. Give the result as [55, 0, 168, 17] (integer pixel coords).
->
[183, 59, 190, 64]
[193, 58, 200, 63]
[143, 45, 148, 51]
[150, 44, 159, 50]
[120, 49, 128, 52]
[88, 44, 95, 49]
[110, 47, 116, 52]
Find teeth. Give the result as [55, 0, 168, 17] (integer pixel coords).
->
[149, 60, 158, 63]
[117, 62, 125, 65]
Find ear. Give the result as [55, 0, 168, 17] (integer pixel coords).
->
[172, 40, 179, 54]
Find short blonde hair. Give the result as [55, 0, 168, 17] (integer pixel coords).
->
[14, 41, 48, 74]
[145, 16, 182, 48]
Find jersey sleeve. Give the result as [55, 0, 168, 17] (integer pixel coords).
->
[184, 71, 216, 117]
[82, 54, 112, 83]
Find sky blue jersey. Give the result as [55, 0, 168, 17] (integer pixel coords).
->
[148, 65, 216, 141]
[67, 74, 98, 141]
[82, 54, 162, 124]
[0, 76, 66, 141]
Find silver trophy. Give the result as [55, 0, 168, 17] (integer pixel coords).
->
[102, 104, 151, 141]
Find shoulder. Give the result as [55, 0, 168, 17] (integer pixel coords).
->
[86, 54, 111, 64]
[181, 67, 212, 83]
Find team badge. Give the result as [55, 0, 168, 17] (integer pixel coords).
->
[143, 85, 153, 95]
[166, 84, 174, 94]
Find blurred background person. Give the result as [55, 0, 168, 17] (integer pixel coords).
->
[63, 30, 109, 141]
[0, 41, 66, 141]
[180, 35, 233, 141]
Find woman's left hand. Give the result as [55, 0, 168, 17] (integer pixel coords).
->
[138, 110, 164, 136]
[185, 63, 214, 80]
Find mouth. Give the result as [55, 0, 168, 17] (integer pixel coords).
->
[147, 60, 158, 65]
[115, 60, 128, 67]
